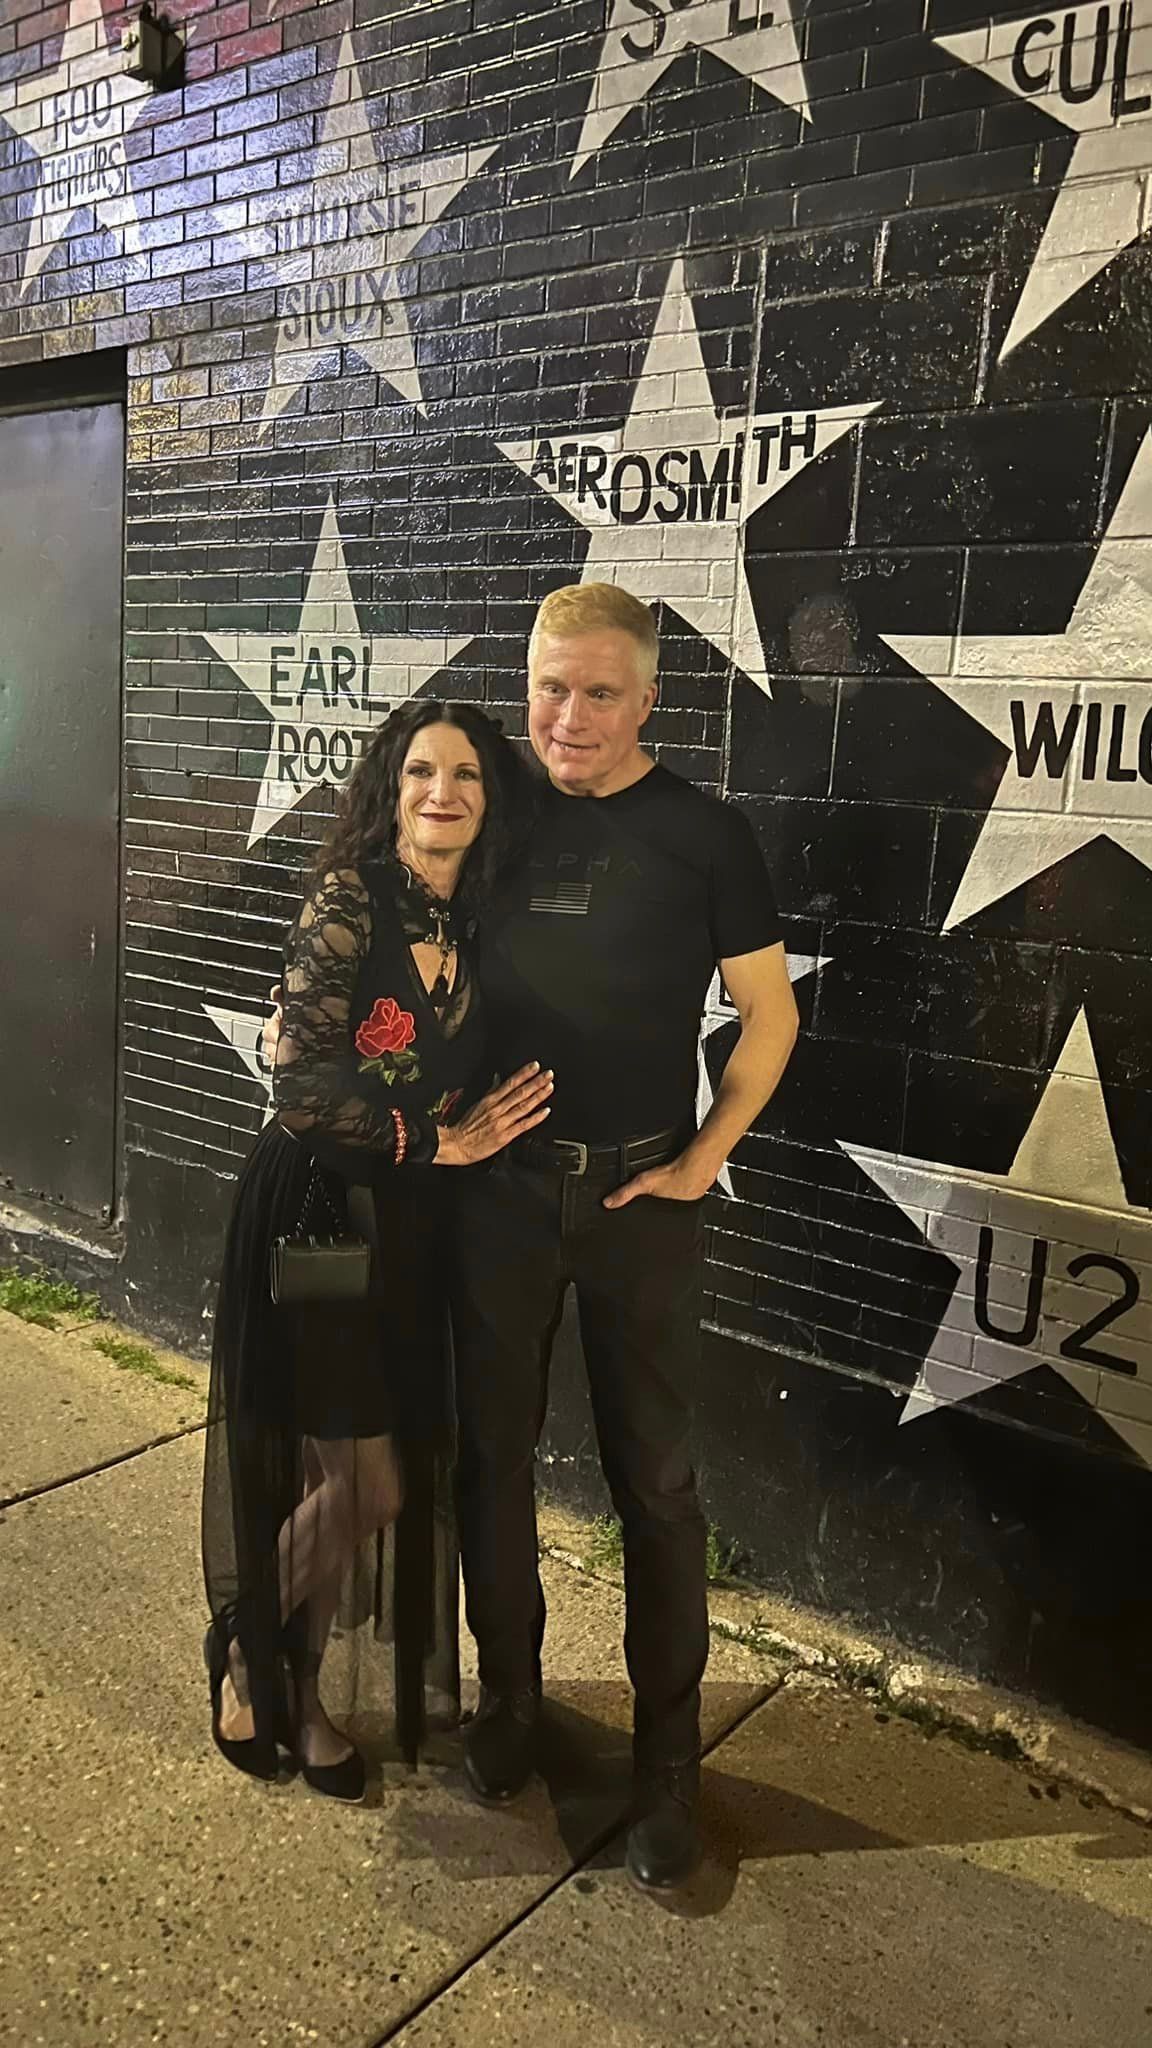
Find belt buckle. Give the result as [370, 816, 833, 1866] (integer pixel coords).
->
[554, 1139, 589, 1176]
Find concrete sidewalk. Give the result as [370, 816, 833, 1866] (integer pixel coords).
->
[1, 1306, 1150, 2048]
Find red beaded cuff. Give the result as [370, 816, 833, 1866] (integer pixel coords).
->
[390, 1107, 408, 1166]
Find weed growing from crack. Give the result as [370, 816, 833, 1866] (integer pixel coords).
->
[705, 1525, 747, 1584]
[583, 1515, 625, 1573]
[90, 1333, 198, 1394]
[884, 1691, 1027, 1762]
[584, 1514, 746, 1586]
[712, 1615, 1029, 1766]
[0, 1267, 101, 1329]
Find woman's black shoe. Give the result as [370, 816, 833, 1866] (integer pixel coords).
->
[463, 1685, 540, 1802]
[300, 1747, 367, 1804]
[204, 1627, 281, 1782]
[625, 1760, 702, 1892]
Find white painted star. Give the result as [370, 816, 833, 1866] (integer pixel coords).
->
[250, 32, 494, 427]
[573, 0, 809, 178]
[936, 2, 1152, 358]
[202, 493, 473, 847]
[699, 953, 828, 1194]
[500, 260, 878, 696]
[842, 1009, 1152, 1465]
[204, 1005, 274, 1123]
[882, 428, 1152, 931]
[0, 0, 155, 291]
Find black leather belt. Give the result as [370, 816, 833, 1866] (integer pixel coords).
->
[511, 1127, 682, 1178]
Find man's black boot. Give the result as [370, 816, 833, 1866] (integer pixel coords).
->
[463, 1685, 540, 1802]
[626, 1759, 702, 1892]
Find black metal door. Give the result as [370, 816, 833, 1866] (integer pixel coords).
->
[0, 401, 123, 1218]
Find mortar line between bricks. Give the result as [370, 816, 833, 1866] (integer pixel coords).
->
[0, 1421, 207, 1512]
[364, 1680, 780, 2048]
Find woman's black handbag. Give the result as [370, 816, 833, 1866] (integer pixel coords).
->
[269, 1163, 372, 1305]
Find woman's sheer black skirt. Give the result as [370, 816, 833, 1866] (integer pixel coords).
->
[201, 1120, 460, 1764]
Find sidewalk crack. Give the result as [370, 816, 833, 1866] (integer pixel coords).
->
[364, 1683, 775, 2048]
[0, 1421, 206, 1513]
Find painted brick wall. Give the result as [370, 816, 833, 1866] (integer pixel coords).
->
[3, 0, 1152, 1737]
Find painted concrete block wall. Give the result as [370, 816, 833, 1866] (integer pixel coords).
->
[2, 0, 1151, 1741]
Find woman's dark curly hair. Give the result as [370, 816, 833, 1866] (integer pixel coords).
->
[313, 699, 537, 903]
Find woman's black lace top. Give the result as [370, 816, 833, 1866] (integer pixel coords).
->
[271, 861, 485, 1179]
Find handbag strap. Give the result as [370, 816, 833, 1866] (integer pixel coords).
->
[291, 1160, 345, 1241]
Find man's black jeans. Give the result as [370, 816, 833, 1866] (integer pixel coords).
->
[452, 1156, 709, 1767]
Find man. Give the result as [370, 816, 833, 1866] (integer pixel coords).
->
[453, 583, 797, 1891]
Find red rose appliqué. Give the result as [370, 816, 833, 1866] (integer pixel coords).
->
[355, 997, 421, 1085]
[356, 997, 416, 1058]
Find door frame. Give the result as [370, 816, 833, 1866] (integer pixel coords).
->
[0, 348, 128, 1224]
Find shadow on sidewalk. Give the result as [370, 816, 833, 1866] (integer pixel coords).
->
[377, 1682, 765, 1882]
[366, 1680, 1152, 1928]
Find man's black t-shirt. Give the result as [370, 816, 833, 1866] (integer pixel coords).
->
[480, 765, 781, 1142]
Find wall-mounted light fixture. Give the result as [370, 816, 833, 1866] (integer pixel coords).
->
[120, 2, 185, 91]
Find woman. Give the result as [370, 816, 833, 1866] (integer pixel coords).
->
[201, 700, 551, 1800]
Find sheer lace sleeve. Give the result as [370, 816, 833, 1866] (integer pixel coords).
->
[272, 868, 434, 1168]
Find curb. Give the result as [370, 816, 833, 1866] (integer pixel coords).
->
[538, 1503, 1152, 1829]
